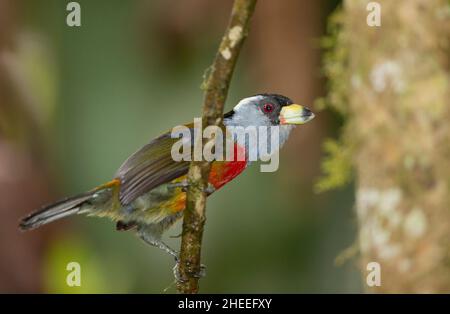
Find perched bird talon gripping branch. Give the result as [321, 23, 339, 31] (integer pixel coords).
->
[19, 93, 314, 278]
[173, 262, 207, 282]
[167, 180, 215, 194]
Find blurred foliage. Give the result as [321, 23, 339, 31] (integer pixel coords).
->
[44, 236, 110, 293]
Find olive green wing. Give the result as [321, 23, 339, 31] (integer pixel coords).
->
[115, 128, 193, 206]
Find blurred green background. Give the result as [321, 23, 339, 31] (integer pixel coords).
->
[0, 0, 361, 293]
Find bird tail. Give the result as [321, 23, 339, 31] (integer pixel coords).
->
[19, 179, 120, 231]
[19, 191, 95, 230]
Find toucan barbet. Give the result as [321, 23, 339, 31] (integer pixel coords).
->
[19, 93, 314, 260]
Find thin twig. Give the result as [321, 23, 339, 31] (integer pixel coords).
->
[176, 0, 257, 294]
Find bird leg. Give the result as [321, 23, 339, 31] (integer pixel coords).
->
[137, 228, 178, 260]
[136, 211, 208, 282]
[139, 231, 207, 282]
[137, 224, 206, 281]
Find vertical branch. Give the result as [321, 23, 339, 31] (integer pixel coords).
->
[177, 0, 257, 294]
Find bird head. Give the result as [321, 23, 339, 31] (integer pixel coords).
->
[224, 93, 315, 128]
[223, 93, 315, 157]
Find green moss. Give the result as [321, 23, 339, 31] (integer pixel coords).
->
[320, 8, 350, 116]
[315, 138, 353, 193]
[315, 6, 354, 193]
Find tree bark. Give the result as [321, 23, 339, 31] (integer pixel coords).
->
[328, 0, 450, 292]
[176, 0, 257, 294]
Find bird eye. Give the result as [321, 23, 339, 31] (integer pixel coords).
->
[263, 103, 274, 113]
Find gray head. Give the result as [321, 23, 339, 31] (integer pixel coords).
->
[223, 93, 315, 156]
[224, 93, 314, 127]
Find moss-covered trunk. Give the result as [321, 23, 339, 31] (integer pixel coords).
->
[325, 0, 450, 292]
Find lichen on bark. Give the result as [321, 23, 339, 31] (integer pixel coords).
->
[320, 0, 450, 292]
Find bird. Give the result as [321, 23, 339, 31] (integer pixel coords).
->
[19, 93, 314, 264]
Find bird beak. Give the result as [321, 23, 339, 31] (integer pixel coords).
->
[279, 104, 315, 125]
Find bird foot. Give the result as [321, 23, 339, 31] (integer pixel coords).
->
[203, 184, 216, 195]
[173, 261, 206, 282]
[169, 232, 183, 238]
[168, 180, 216, 195]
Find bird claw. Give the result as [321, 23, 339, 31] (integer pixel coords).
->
[167, 180, 190, 192]
[196, 264, 207, 278]
[203, 184, 216, 195]
[173, 261, 206, 282]
[168, 180, 216, 195]
[169, 232, 183, 238]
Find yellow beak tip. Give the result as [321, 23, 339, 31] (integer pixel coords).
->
[279, 104, 315, 125]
